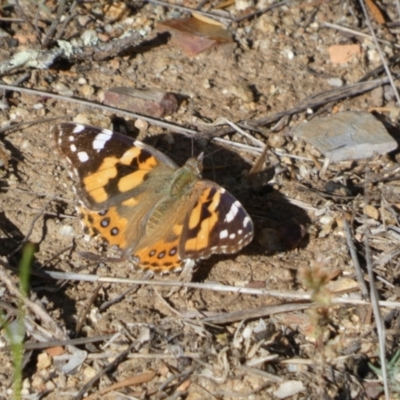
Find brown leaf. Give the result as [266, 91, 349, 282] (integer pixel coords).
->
[365, 0, 385, 25]
[156, 17, 232, 57]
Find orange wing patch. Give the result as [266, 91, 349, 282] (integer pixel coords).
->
[185, 187, 221, 252]
[83, 156, 119, 203]
[78, 206, 128, 249]
[134, 238, 182, 272]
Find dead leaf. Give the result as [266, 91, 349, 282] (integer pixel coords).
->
[365, 0, 385, 24]
[156, 17, 232, 57]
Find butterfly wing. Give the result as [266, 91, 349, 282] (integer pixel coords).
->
[53, 123, 177, 210]
[180, 181, 254, 259]
[132, 180, 253, 272]
[53, 123, 178, 250]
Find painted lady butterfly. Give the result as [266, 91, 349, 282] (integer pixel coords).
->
[53, 123, 254, 273]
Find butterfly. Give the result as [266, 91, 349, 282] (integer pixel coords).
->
[53, 123, 254, 273]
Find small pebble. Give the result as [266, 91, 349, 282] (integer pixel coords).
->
[81, 29, 99, 46]
[268, 133, 286, 148]
[327, 77, 343, 87]
[320, 215, 334, 225]
[134, 118, 149, 131]
[363, 205, 379, 220]
[59, 225, 74, 237]
[235, 0, 254, 11]
[230, 82, 254, 103]
[74, 114, 91, 125]
[81, 84, 95, 97]
[83, 366, 97, 382]
[282, 47, 295, 60]
[53, 82, 73, 97]
[37, 352, 52, 370]
[77, 15, 91, 26]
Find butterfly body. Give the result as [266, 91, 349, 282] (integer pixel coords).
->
[53, 123, 254, 273]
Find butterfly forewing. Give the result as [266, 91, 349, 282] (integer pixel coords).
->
[53, 123, 177, 210]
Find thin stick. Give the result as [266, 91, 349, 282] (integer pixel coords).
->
[42, 0, 67, 48]
[343, 220, 369, 299]
[0, 334, 114, 352]
[32, 268, 400, 310]
[363, 166, 389, 400]
[75, 283, 102, 334]
[322, 22, 400, 50]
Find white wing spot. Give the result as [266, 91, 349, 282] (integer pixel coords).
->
[238, 229, 243, 235]
[77, 151, 89, 162]
[68, 135, 75, 141]
[229, 233, 236, 239]
[58, 138, 62, 145]
[70, 144, 77, 152]
[243, 216, 251, 227]
[220, 229, 228, 239]
[225, 201, 240, 223]
[93, 131, 113, 151]
[73, 124, 85, 133]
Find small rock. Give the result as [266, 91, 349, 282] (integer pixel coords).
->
[83, 366, 97, 382]
[81, 29, 99, 46]
[77, 15, 91, 27]
[282, 47, 294, 60]
[81, 84, 95, 97]
[230, 82, 254, 103]
[104, 87, 178, 118]
[37, 352, 52, 370]
[53, 82, 73, 97]
[134, 118, 149, 131]
[273, 380, 304, 399]
[78, 77, 87, 85]
[327, 77, 343, 87]
[74, 114, 91, 125]
[268, 133, 286, 148]
[59, 225, 74, 237]
[291, 111, 397, 162]
[364, 205, 380, 220]
[235, 0, 254, 11]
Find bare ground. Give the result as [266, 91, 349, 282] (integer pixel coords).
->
[1, 0, 400, 399]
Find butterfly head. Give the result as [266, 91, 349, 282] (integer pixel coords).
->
[184, 153, 204, 175]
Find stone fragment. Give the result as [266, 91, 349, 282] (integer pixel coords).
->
[104, 87, 178, 118]
[291, 111, 397, 163]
